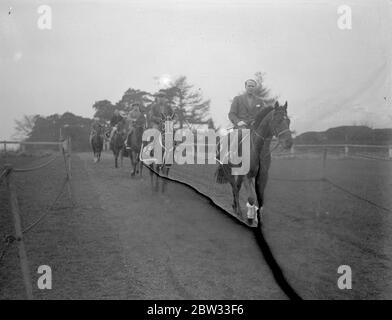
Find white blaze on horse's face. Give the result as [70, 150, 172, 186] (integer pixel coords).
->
[141, 128, 163, 164]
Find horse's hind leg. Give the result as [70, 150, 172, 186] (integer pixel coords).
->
[230, 176, 241, 217]
[155, 165, 160, 191]
[114, 152, 118, 168]
[120, 149, 124, 168]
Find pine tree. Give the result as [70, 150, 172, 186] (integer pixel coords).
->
[160, 76, 211, 129]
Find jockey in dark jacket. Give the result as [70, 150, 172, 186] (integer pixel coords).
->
[125, 102, 146, 148]
[228, 79, 266, 129]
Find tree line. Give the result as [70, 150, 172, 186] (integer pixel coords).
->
[13, 75, 216, 151]
[92, 75, 214, 129]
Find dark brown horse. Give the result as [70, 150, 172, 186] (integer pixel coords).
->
[110, 124, 126, 168]
[148, 113, 176, 191]
[126, 123, 144, 177]
[91, 124, 105, 163]
[215, 101, 293, 226]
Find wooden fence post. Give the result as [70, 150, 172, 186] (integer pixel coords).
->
[389, 145, 392, 159]
[67, 137, 72, 179]
[322, 147, 327, 179]
[5, 165, 34, 300]
[344, 145, 349, 158]
[317, 148, 328, 216]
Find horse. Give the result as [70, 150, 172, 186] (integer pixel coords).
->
[110, 123, 126, 168]
[148, 113, 176, 191]
[215, 101, 293, 226]
[91, 124, 105, 163]
[125, 121, 144, 177]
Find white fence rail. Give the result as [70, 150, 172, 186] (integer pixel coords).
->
[277, 144, 392, 160]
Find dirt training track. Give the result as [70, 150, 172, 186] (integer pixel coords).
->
[0, 152, 285, 299]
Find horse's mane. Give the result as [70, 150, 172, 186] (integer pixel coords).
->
[253, 106, 274, 129]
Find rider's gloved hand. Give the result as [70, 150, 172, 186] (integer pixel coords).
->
[237, 120, 247, 127]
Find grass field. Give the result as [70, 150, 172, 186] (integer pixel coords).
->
[0, 154, 126, 299]
[2, 151, 391, 299]
[168, 154, 392, 299]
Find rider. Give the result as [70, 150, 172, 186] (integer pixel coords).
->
[125, 101, 146, 148]
[109, 109, 125, 140]
[228, 79, 266, 129]
[149, 90, 175, 130]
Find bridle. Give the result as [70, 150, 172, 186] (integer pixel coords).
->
[250, 108, 291, 159]
[252, 108, 290, 139]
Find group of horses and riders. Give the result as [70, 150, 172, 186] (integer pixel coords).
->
[90, 91, 175, 176]
[90, 79, 293, 225]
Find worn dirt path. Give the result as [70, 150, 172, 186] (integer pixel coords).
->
[76, 152, 285, 299]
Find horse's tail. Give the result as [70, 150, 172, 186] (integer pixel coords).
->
[215, 164, 229, 184]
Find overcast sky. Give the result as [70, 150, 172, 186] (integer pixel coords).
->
[0, 0, 391, 139]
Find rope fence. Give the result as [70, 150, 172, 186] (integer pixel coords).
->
[274, 143, 392, 161]
[144, 143, 392, 229]
[0, 137, 74, 300]
[270, 145, 392, 213]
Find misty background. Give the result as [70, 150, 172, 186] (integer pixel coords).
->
[0, 0, 391, 140]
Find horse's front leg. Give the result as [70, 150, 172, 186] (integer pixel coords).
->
[120, 148, 124, 168]
[255, 158, 270, 226]
[149, 163, 155, 189]
[139, 157, 143, 177]
[161, 165, 170, 193]
[129, 152, 135, 176]
[230, 175, 242, 217]
[114, 152, 118, 168]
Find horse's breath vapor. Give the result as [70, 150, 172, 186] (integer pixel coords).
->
[141, 121, 251, 175]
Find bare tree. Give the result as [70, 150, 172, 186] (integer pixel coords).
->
[161, 76, 211, 129]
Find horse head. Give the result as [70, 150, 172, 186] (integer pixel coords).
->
[269, 101, 293, 149]
[160, 113, 176, 133]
